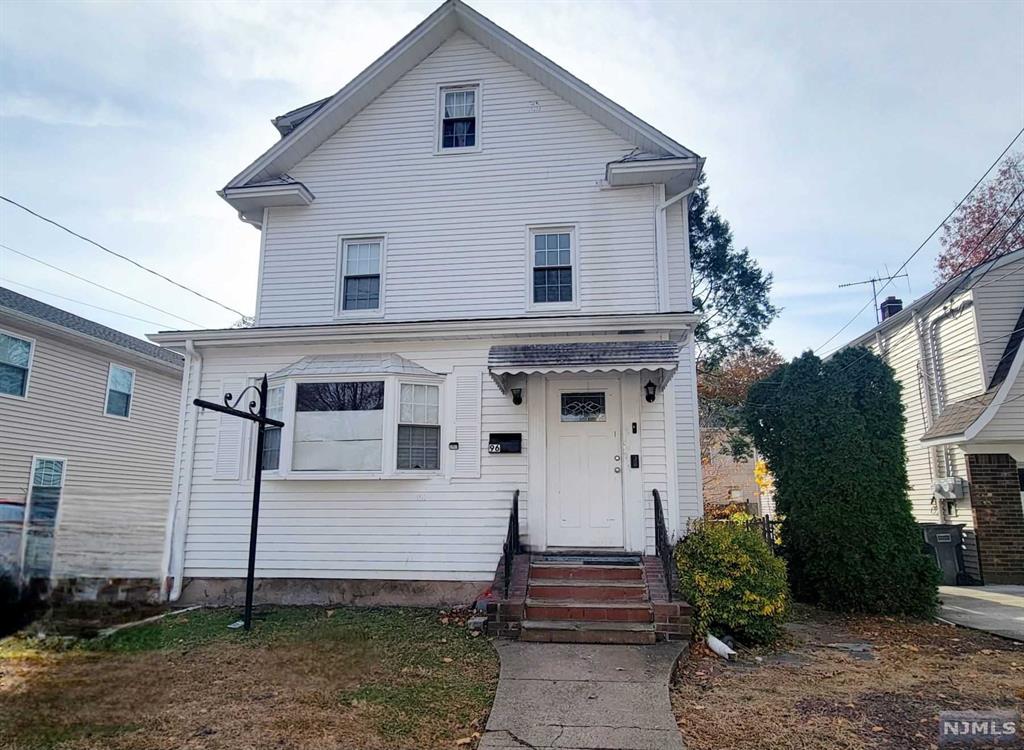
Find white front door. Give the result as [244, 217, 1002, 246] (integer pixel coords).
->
[545, 378, 624, 548]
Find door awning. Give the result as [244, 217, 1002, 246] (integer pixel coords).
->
[488, 341, 680, 393]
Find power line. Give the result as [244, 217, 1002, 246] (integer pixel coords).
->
[0, 242, 206, 328]
[0, 195, 248, 318]
[815, 125, 1024, 353]
[0, 278, 177, 328]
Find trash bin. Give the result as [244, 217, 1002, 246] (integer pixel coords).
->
[919, 523, 968, 585]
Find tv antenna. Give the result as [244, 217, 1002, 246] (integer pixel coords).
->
[839, 273, 909, 323]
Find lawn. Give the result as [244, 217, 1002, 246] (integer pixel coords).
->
[672, 604, 1024, 750]
[0, 606, 498, 750]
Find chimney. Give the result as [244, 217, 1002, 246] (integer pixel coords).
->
[880, 296, 903, 321]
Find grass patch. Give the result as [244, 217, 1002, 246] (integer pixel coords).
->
[1, 606, 498, 750]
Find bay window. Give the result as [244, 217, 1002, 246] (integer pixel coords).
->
[293, 381, 385, 471]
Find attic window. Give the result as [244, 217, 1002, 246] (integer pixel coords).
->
[439, 85, 479, 151]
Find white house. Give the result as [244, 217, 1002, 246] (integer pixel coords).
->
[152, 0, 704, 630]
[841, 248, 1024, 585]
[0, 287, 183, 600]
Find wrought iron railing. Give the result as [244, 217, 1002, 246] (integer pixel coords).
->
[653, 488, 675, 601]
[502, 489, 521, 599]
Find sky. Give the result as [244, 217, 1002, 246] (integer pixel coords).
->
[1, 0, 1022, 357]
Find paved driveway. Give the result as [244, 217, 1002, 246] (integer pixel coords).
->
[938, 585, 1024, 641]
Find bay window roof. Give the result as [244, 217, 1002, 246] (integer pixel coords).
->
[270, 353, 437, 380]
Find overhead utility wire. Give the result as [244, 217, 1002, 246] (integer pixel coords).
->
[0, 242, 206, 328]
[0, 195, 248, 318]
[814, 125, 1024, 353]
[0, 278, 177, 328]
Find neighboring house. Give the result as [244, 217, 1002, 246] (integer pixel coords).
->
[841, 248, 1024, 585]
[701, 433, 767, 516]
[0, 287, 183, 599]
[152, 0, 705, 613]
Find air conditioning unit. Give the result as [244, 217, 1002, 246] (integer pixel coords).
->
[933, 477, 966, 500]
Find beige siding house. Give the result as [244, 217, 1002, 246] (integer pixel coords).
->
[0, 287, 183, 599]
[841, 248, 1024, 584]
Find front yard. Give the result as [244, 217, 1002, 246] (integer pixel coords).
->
[673, 604, 1024, 749]
[0, 606, 498, 750]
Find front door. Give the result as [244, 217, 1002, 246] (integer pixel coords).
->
[545, 378, 624, 548]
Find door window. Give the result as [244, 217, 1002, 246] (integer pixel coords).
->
[560, 392, 606, 422]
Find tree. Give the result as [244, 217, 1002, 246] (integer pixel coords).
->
[935, 152, 1023, 281]
[743, 348, 939, 616]
[690, 174, 778, 367]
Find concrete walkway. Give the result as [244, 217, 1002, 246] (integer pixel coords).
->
[479, 640, 686, 750]
[939, 585, 1024, 641]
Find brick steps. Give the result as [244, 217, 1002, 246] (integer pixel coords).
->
[528, 562, 644, 581]
[527, 579, 648, 602]
[525, 598, 653, 623]
[520, 619, 657, 645]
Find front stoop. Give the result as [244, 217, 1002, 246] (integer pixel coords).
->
[485, 553, 692, 643]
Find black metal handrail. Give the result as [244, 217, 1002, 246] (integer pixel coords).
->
[653, 488, 674, 601]
[502, 489, 521, 599]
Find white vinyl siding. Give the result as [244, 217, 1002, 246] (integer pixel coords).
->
[0, 315, 180, 580]
[256, 32, 660, 326]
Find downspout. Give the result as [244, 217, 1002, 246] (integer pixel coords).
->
[166, 339, 203, 602]
[913, 312, 944, 523]
[654, 182, 700, 313]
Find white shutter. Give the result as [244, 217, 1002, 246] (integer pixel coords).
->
[450, 368, 482, 478]
[213, 379, 245, 480]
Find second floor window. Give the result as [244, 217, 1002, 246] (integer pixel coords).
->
[341, 239, 382, 312]
[105, 364, 135, 418]
[0, 331, 33, 397]
[532, 229, 574, 304]
[440, 85, 478, 150]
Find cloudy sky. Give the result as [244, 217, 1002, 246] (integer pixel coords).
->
[1, 0, 1021, 356]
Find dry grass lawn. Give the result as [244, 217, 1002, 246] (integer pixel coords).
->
[0, 606, 498, 750]
[672, 605, 1024, 750]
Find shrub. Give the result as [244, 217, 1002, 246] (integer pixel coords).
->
[675, 518, 790, 645]
[744, 349, 940, 616]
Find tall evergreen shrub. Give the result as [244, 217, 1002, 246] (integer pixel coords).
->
[743, 348, 938, 615]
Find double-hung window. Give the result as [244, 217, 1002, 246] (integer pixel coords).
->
[105, 364, 135, 418]
[397, 383, 441, 471]
[293, 381, 385, 471]
[262, 385, 285, 471]
[340, 238, 383, 313]
[439, 85, 479, 150]
[531, 228, 574, 305]
[0, 331, 33, 398]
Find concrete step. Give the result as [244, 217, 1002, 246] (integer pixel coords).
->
[528, 579, 649, 602]
[529, 563, 644, 582]
[520, 620, 657, 645]
[525, 598, 653, 623]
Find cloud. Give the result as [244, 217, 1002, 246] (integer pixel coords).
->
[2, 93, 142, 128]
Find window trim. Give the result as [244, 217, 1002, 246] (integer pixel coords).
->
[264, 372, 445, 481]
[103, 362, 136, 420]
[525, 224, 581, 312]
[0, 328, 35, 400]
[435, 82, 482, 155]
[21, 454, 67, 583]
[335, 234, 387, 319]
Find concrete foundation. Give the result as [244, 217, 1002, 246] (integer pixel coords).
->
[176, 577, 487, 607]
[52, 577, 161, 604]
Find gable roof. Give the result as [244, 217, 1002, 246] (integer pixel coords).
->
[224, 0, 701, 192]
[0, 286, 183, 368]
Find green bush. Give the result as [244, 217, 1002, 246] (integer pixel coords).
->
[675, 519, 790, 645]
[743, 349, 940, 616]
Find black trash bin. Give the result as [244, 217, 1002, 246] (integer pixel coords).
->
[919, 523, 968, 585]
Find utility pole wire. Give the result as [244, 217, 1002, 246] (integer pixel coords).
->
[0, 242, 206, 328]
[0, 195, 248, 319]
[815, 125, 1024, 353]
[0, 278, 176, 329]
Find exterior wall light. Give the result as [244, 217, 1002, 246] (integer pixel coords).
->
[644, 381, 657, 403]
[511, 387, 523, 406]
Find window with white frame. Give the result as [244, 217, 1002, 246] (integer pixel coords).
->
[105, 364, 135, 417]
[340, 239, 383, 312]
[0, 331, 32, 397]
[23, 457, 65, 580]
[262, 385, 285, 471]
[531, 229, 574, 304]
[293, 381, 385, 471]
[397, 383, 440, 471]
[439, 85, 478, 150]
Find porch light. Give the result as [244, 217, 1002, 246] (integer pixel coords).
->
[510, 387, 523, 406]
[644, 380, 657, 403]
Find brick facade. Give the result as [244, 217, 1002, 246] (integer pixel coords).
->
[966, 454, 1024, 585]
